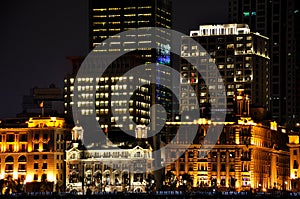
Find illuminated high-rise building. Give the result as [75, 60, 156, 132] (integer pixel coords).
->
[180, 24, 270, 119]
[65, 0, 173, 135]
[89, 0, 172, 51]
[228, 0, 298, 125]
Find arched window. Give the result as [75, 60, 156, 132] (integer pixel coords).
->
[5, 156, 14, 162]
[18, 155, 27, 162]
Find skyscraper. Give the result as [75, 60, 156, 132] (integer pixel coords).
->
[89, 0, 172, 51]
[228, 0, 298, 125]
[65, 0, 173, 136]
[181, 24, 270, 119]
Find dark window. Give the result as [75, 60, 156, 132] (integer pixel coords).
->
[18, 164, 26, 172]
[43, 134, 48, 140]
[20, 144, 26, 152]
[171, 163, 175, 171]
[6, 134, 14, 142]
[294, 160, 299, 169]
[34, 155, 39, 160]
[20, 134, 27, 142]
[230, 165, 235, 172]
[34, 133, 39, 140]
[34, 144, 39, 151]
[18, 156, 26, 162]
[212, 164, 217, 171]
[221, 164, 226, 171]
[5, 156, 14, 162]
[34, 163, 38, 169]
[180, 164, 185, 171]
[220, 178, 226, 186]
[5, 164, 13, 172]
[42, 163, 47, 169]
[34, 174, 38, 181]
[294, 150, 297, 156]
[43, 143, 49, 151]
[42, 155, 48, 159]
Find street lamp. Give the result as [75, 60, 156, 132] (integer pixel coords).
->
[82, 162, 85, 195]
[284, 181, 288, 191]
[183, 180, 187, 193]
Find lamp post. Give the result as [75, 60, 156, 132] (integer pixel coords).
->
[284, 181, 288, 191]
[183, 180, 187, 194]
[82, 162, 85, 195]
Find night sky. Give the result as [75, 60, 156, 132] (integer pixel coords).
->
[0, 0, 228, 119]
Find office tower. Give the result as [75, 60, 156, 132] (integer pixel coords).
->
[64, 55, 151, 132]
[295, 1, 300, 124]
[65, 0, 173, 133]
[180, 24, 269, 119]
[0, 117, 69, 193]
[89, 0, 172, 51]
[89, 0, 173, 123]
[228, 0, 298, 125]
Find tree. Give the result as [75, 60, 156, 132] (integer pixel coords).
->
[164, 171, 177, 190]
[146, 173, 155, 192]
[181, 173, 193, 191]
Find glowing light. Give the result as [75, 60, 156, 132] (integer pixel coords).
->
[28, 145, 32, 152]
[26, 174, 33, 182]
[270, 121, 277, 130]
[28, 117, 65, 128]
[47, 173, 56, 183]
[289, 135, 299, 144]
[0, 173, 4, 179]
[243, 12, 250, 17]
[13, 172, 18, 179]
[238, 117, 256, 125]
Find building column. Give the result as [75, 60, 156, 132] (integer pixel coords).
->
[217, 150, 220, 184]
[226, 150, 230, 187]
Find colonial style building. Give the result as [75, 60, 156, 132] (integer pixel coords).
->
[65, 125, 154, 193]
[288, 132, 300, 191]
[164, 93, 290, 192]
[0, 117, 69, 193]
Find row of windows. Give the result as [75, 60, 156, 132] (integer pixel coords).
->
[33, 163, 48, 170]
[5, 163, 26, 172]
[93, 6, 152, 12]
[0, 134, 28, 142]
[3, 155, 26, 162]
[0, 133, 62, 142]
